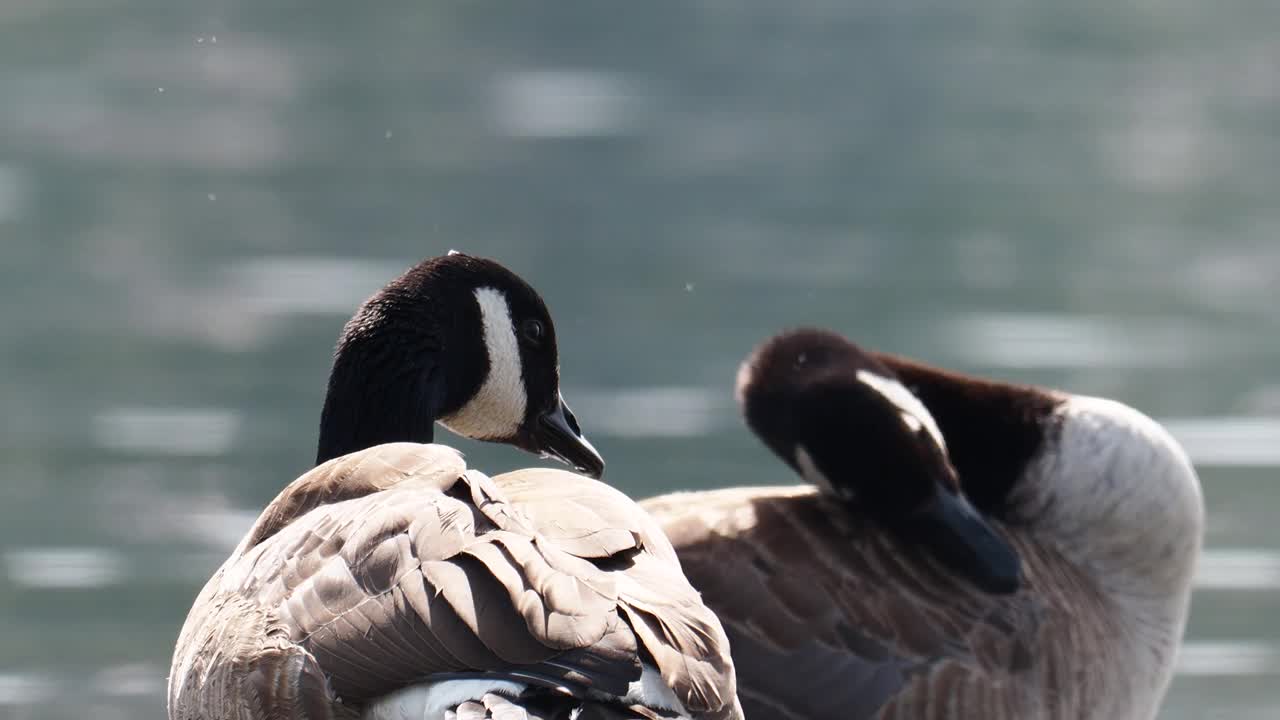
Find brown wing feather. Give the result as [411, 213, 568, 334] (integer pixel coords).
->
[239, 443, 470, 552]
[643, 486, 1109, 720]
[493, 468, 739, 718]
[169, 444, 739, 720]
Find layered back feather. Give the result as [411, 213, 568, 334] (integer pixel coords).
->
[168, 444, 740, 720]
[644, 487, 1126, 719]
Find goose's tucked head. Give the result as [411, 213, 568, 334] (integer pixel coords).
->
[736, 328, 1022, 594]
[315, 251, 604, 478]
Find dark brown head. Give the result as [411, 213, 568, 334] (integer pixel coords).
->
[736, 328, 1022, 594]
[315, 251, 604, 478]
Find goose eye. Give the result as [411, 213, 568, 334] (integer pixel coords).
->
[522, 318, 545, 345]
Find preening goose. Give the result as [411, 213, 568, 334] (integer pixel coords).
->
[167, 253, 741, 720]
[642, 328, 1203, 720]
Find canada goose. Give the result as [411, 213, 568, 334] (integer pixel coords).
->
[167, 253, 741, 720]
[642, 328, 1203, 720]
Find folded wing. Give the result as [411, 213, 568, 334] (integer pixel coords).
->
[643, 486, 1085, 720]
[170, 444, 738, 720]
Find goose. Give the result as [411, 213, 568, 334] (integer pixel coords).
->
[167, 252, 741, 720]
[642, 328, 1203, 720]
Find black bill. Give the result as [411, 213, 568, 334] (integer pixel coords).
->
[529, 393, 605, 479]
[909, 489, 1023, 595]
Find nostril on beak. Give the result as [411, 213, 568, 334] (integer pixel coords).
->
[562, 405, 582, 437]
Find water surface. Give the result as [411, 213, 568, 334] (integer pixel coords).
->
[2, 2, 1278, 718]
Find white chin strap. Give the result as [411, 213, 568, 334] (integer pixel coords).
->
[438, 287, 528, 440]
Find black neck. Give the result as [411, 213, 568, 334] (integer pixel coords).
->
[314, 341, 445, 466]
[871, 352, 1063, 519]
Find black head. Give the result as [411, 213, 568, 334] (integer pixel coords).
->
[315, 251, 604, 478]
[736, 328, 1022, 594]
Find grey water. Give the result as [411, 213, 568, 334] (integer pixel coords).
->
[2, 1, 1279, 718]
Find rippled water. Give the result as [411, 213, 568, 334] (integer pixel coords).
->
[2, 2, 1279, 718]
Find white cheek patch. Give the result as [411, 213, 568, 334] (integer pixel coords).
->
[854, 369, 947, 451]
[438, 287, 528, 440]
[796, 444, 853, 500]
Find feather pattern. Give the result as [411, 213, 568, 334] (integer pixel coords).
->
[643, 486, 1127, 720]
[168, 444, 739, 720]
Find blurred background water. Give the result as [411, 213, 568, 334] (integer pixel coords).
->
[2, 1, 1278, 718]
